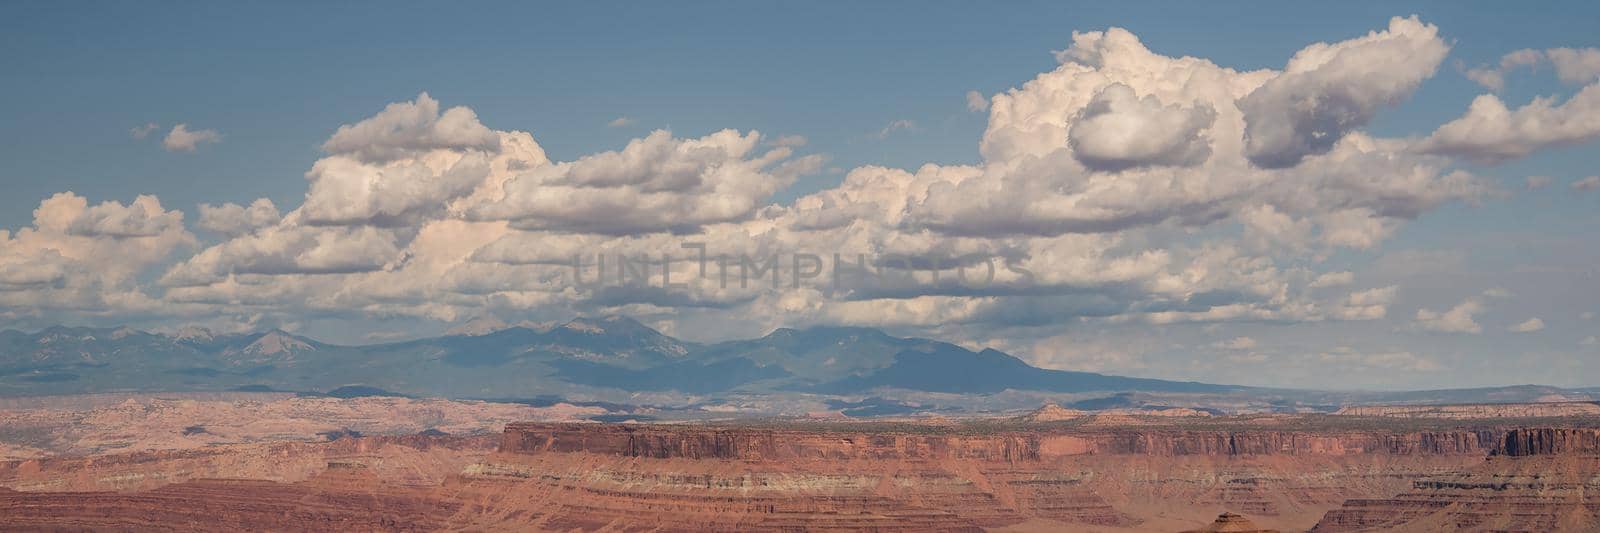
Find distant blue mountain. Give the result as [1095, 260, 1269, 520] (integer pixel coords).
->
[0, 316, 1235, 397]
[812, 344, 1232, 394]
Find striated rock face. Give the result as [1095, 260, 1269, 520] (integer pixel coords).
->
[500, 422, 1045, 461]
[501, 422, 1600, 460]
[0, 433, 498, 492]
[1493, 427, 1600, 456]
[0, 463, 460, 531]
[1311, 456, 1600, 532]
[5, 420, 1600, 531]
[1336, 402, 1600, 419]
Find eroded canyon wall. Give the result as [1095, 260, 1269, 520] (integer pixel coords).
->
[3, 421, 1599, 532]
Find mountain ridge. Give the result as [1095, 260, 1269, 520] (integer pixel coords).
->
[1, 319, 1595, 410]
[0, 318, 1236, 399]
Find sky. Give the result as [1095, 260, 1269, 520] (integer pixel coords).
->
[2, 1, 1598, 390]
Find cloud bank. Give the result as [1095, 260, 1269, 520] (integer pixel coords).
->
[10, 15, 1592, 383]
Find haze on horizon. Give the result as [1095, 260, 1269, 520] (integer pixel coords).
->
[2, 2, 1598, 391]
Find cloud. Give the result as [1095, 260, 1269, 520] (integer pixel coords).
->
[299, 94, 546, 227]
[1584, 336, 1598, 346]
[1459, 47, 1599, 92]
[1318, 346, 1439, 372]
[1582, 311, 1596, 320]
[0, 254, 69, 291]
[468, 129, 820, 234]
[130, 122, 159, 139]
[769, 134, 808, 147]
[875, 119, 917, 139]
[1481, 287, 1512, 299]
[0, 193, 193, 314]
[965, 90, 989, 112]
[46, 193, 186, 238]
[1068, 83, 1215, 171]
[1546, 47, 1600, 85]
[1462, 48, 1544, 91]
[1335, 285, 1396, 320]
[607, 117, 634, 128]
[1411, 298, 1484, 334]
[160, 225, 403, 287]
[1508, 317, 1545, 333]
[8, 17, 1559, 363]
[301, 150, 495, 227]
[1309, 271, 1354, 288]
[1417, 83, 1600, 164]
[1212, 336, 1258, 350]
[162, 124, 222, 152]
[1573, 175, 1600, 192]
[321, 92, 499, 163]
[1238, 16, 1448, 168]
[197, 199, 281, 236]
[925, 18, 1478, 241]
[1525, 175, 1553, 189]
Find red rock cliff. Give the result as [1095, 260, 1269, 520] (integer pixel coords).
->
[501, 423, 1600, 459]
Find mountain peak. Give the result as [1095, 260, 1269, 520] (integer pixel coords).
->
[245, 330, 313, 355]
[1020, 403, 1087, 422]
[562, 315, 657, 336]
[446, 316, 509, 336]
[172, 326, 214, 342]
[764, 327, 798, 338]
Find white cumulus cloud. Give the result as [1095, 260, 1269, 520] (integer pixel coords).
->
[1417, 83, 1600, 164]
[1238, 16, 1448, 168]
[162, 124, 222, 152]
[1573, 175, 1600, 192]
[197, 199, 281, 236]
[321, 92, 499, 163]
[1508, 317, 1545, 333]
[965, 90, 989, 112]
[1412, 298, 1484, 334]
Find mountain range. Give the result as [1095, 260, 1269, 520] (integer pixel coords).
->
[0, 316, 1234, 399]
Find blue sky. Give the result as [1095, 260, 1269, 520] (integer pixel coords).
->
[6, 1, 1597, 223]
[2, 2, 1598, 389]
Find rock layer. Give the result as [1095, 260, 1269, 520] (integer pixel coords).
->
[3, 420, 1600, 531]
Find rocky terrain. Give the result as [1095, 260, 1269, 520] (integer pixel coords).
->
[0, 433, 499, 493]
[1333, 401, 1600, 419]
[2, 405, 1598, 531]
[0, 392, 608, 459]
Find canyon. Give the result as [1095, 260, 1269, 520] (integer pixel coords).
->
[2, 401, 1598, 531]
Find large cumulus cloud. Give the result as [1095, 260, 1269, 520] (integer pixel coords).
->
[1417, 83, 1600, 163]
[895, 16, 1471, 245]
[468, 129, 823, 235]
[0, 193, 193, 319]
[321, 92, 500, 163]
[198, 199, 281, 236]
[1238, 16, 1448, 168]
[1069, 83, 1216, 171]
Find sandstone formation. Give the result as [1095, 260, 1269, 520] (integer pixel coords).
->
[0, 464, 460, 531]
[2, 415, 1599, 531]
[1017, 403, 1086, 422]
[0, 393, 607, 459]
[441, 422, 1600, 531]
[1183, 512, 1280, 532]
[0, 433, 497, 492]
[1311, 455, 1600, 531]
[1335, 401, 1600, 419]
